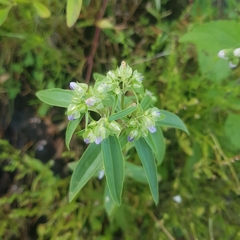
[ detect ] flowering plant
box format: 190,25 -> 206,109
36,62 -> 188,209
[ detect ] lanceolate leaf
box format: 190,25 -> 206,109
145,126 -> 165,165
33,2 -> 51,18
108,106 -> 137,121
134,137 -> 159,204
66,117 -> 82,149
157,110 -> 189,134
0,6 -> 11,26
66,0 -> 82,28
140,94 -> 152,110
69,143 -> 102,202
36,89 -> 73,108
102,136 -> 124,206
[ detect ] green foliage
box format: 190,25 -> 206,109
2,0 -> 240,239
67,0 -> 83,27
37,63 -> 188,206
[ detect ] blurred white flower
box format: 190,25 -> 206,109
233,48 -> 240,57
173,195 -> 182,204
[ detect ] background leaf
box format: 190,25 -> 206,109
66,0 -> 82,27
69,143 -> 102,202
33,2 -> 51,18
36,89 -> 73,108
224,114 -> 240,150
102,136 -> 124,206
104,184 -> 117,218
134,138 -> 159,204
157,110 -> 189,134
179,20 -> 240,53
0,6 -> 11,26
125,162 -> 148,184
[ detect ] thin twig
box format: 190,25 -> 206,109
85,0 -> 109,84
148,210 -> 175,240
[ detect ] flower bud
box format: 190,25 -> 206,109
127,129 -> 138,142
233,48 -> 240,57
69,82 -> 88,95
109,121 -> 121,134
144,117 -> 156,133
83,129 -> 95,144
218,50 -> 228,59
229,58 -> 239,68
85,97 -> 100,107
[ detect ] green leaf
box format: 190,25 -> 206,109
66,0 -> 82,27
33,2 -> 51,18
104,184 -> 117,217
140,94 -> 152,110
224,114 -> 240,150
125,162 -> 148,184
93,73 -> 106,81
145,126 -> 165,165
108,106 -> 137,121
36,89 -> 73,108
179,20 -> 240,53
69,143 -> 102,202
157,110 -> 189,134
0,6 -> 11,26
102,136 -> 124,206
0,0 -> 11,5
134,138 -> 159,204
66,117 -> 82,150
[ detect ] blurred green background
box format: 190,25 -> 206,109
1,0 -> 240,239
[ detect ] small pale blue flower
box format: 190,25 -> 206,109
147,125 -> 156,133
95,136 -> 103,145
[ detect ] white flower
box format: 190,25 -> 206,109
85,97 -> 100,107
229,61 -> 237,68
173,195 -> 182,204
218,50 -> 228,60
98,170 -> 105,180
233,48 -> 240,57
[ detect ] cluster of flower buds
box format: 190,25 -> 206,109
82,118 -> 121,145
67,62 -> 162,144
127,107 -> 161,142
218,48 -> 240,68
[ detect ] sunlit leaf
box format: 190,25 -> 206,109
67,0 -> 82,27
96,18 -> 114,29
0,6 -> 11,26
69,143 -> 102,202
134,137 -> 159,204
33,2 -> 51,18
102,136 -> 124,206
93,73 -> 105,81
157,110 -> 189,134
36,89 -> 73,108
